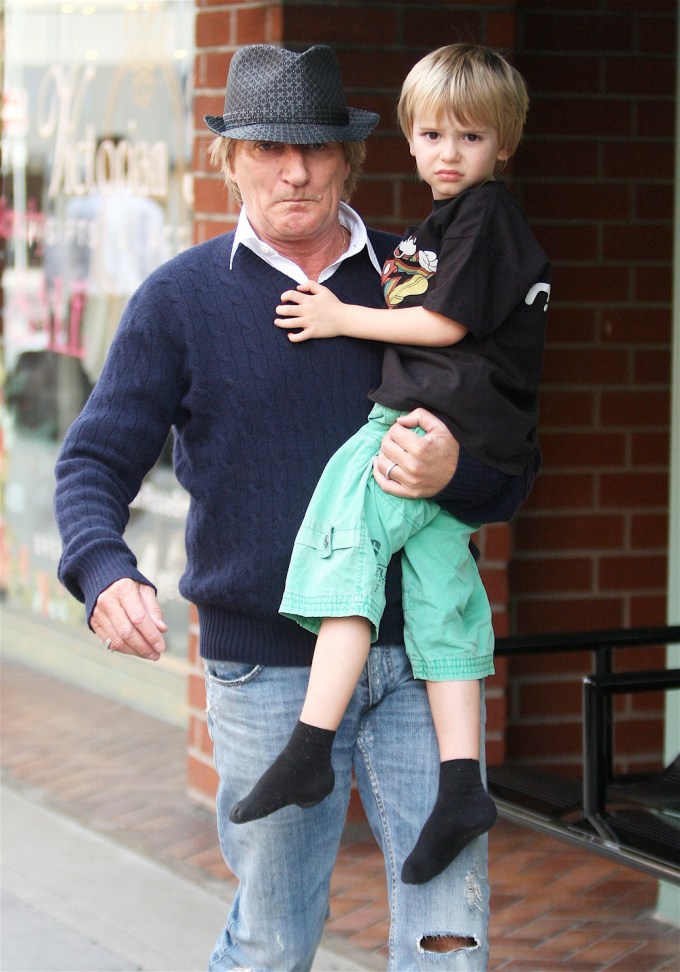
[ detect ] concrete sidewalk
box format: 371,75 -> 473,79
0,784 -> 384,972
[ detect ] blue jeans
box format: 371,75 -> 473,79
204,644 -> 490,971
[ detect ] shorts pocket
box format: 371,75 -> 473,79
296,523 -> 362,560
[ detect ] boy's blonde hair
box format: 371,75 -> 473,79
397,44 -> 529,158
208,137 -> 367,205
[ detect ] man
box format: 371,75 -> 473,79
55,44 -> 520,970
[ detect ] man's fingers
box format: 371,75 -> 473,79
92,579 -> 166,661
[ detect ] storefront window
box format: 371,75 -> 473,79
2,0 -> 195,702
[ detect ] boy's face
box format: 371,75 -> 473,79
407,112 -> 508,200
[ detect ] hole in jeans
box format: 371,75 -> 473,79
419,934 -> 478,954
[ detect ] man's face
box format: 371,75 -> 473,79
228,140 -> 350,249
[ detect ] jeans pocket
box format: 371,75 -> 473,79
205,661 -> 263,686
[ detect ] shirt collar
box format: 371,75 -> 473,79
229,201 -> 383,282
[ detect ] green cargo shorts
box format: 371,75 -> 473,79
279,404 -> 494,681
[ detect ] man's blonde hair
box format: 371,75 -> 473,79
397,44 -> 529,158
208,137 -> 367,205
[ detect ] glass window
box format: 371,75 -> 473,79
2,0 -> 195,716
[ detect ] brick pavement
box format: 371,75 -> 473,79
1,659 -> 678,970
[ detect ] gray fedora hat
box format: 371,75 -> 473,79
204,44 -> 379,143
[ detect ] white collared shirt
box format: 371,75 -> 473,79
229,201 -> 383,283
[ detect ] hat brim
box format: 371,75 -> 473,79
204,107 -> 379,143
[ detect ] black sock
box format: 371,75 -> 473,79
401,758 -> 497,885
229,720 -> 336,824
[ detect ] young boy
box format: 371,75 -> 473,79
230,43 -> 551,886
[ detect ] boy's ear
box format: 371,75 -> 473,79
497,146 -> 510,163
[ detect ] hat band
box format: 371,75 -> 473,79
220,106 -> 350,128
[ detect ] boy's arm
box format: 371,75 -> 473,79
275,280 -> 467,347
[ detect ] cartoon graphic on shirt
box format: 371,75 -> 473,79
382,236 -> 438,307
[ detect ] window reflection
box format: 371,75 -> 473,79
2,0 -> 194,655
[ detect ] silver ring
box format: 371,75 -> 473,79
386,460 -> 398,481
103,638 -> 112,651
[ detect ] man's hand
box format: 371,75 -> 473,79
373,408 -> 459,498
274,280 -> 345,342
91,578 -> 168,662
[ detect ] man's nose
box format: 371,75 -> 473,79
281,146 -> 310,182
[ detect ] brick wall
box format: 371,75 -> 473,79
508,0 -> 676,774
187,0 -> 676,806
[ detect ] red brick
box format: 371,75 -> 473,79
188,672 -> 207,710
487,11 -> 517,48
639,13 -> 678,53
352,180 -> 395,220
600,390 -> 670,428
634,264 -> 673,302
517,680 -> 582,719
235,5 -> 275,44
613,645 -> 667,671
545,307 -> 598,343
196,9 -> 232,47
599,554 -> 667,591
605,55 -> 676,97
510,557 -> 594,595
539,391 -> 596,428
194,175 -> 230,215
187,754 -> 219,802
635,183 -> 675,219
194,93 -> 226,125
195,50 -> 232,89
555,265 -> 631,303
506,721 -> 583,760
480,566 -> 509,605
603,141 -> 675,179
523,181 -> 631,220
480,523 -> 512,561
604,223 -> 673,262
542,347 -> 629,385
507,648 -> 593,678
533,223 -> 598,261
599,471 -> 668,508
634,350 -> 671,385
283,5 -> 398,45
193,218 -> 236,244
613,719 -> 664,753
531,97 -> 633,138
527,472 -> 596,509
629,596 -> 668,626
630,513 -> 669,548
514,597 -> 625,635
517,53 -> 600,93
516,139 -> 599,179
523,11 -> 633,51
538,431 -> 627,470
514,514 -> 626,553
601,307 -> 671,344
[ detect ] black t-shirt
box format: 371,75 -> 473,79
370,181 -> 551,475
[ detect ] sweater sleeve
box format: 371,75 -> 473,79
54,272 -> 189,624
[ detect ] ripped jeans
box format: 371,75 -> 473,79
205,643 -> 490,972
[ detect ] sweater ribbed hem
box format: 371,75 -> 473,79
197,601 -> 405,665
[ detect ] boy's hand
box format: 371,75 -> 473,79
275,280 -> 345,342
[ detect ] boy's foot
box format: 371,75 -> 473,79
401,759 -> 497,884
230,721 -> 336,823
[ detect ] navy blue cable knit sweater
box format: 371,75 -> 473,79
55,228 -> 534,666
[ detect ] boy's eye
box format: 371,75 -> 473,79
424,131 -> 440,141
464,133 -> 481,142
